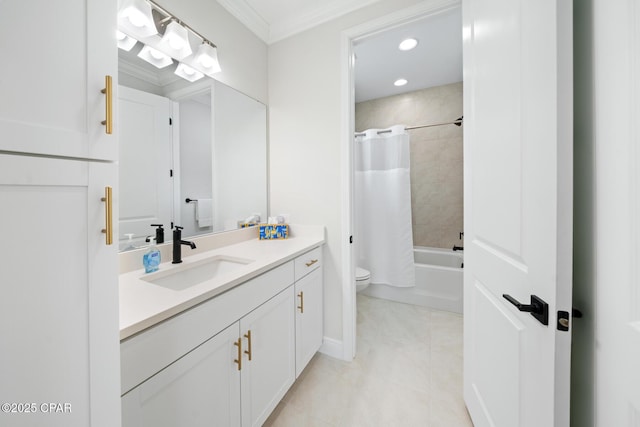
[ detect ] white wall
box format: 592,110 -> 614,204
269,0 -> 435,346
160,0 -> 268,104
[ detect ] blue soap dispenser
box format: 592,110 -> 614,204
143,237 -> 161,273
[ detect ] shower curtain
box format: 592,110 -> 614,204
355,125 -> 415,288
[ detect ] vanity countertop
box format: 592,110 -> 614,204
119,226 -> 325,340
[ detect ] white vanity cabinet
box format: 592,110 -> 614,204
120,261 -> 299,427
294,247 -> 324,377
0,0 -> 117,161
121,323 -> 242,427
0,154 -> 120,427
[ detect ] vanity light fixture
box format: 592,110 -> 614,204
118,0 -> 158,38
158,20 -> 192,60
193,42 -> 221,75
399,38 -> 418,51
117,30 -> 138,51
137,45 -> 173,68
175,63 -> 204,82
118,0 -> 223,78
394,78 -> 408,87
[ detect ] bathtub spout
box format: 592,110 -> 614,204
453,245 -> 464,251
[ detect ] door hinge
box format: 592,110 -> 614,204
169,117 -> 173,125
169,169 -> 173,177
349,235 -> 353,244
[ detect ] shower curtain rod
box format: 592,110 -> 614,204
354,116 -> 463,137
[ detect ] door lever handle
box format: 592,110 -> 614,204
502,294 -> 549,325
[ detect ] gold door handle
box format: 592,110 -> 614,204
305,259 -> 318,267
101,75 -> 113,134
101,186 -> 113,245
298,291 -> 304,313
244,330 -> 252,361
234,338 -> 242,371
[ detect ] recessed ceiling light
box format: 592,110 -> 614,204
399,38 -> 418,51
394,78 -> 408,87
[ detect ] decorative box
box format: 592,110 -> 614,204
259,224 -> 289,240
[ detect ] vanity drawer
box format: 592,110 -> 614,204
294,246 -> 322,281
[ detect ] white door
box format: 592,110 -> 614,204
0,154 -> 120,427
0,0 -> 117,161
462,1 -> 573,426
118,86 -> 173,243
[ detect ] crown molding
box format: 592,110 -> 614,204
269,0 -> 382,44
217,0 -> 270,42
217,0 -> 382,44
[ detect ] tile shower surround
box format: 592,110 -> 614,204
355,82 -> 464,250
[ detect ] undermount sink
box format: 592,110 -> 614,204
141,255 -> 255,291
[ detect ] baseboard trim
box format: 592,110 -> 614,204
319,336 -> 345,360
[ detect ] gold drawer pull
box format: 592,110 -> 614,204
101,186 -> 113,245
234,338 -> 242,371
305,259 -> 318,267
298,291 -> 304,313
101,75 -> 113,134
244,330 -> 252,361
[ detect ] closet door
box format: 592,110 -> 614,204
0,154 -> 120,427
0,0 -> 117,160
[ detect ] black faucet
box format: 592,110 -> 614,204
453,245 -> 464,251
172,225 -> 196,264
152,224 -> 165,244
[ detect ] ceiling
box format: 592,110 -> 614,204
216,0 -> 462,103
353,7 -> 462,102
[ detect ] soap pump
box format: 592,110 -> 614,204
143,237 -> 161,273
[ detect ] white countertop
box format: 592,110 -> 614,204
119,226 -> 325,340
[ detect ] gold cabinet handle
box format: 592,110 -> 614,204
101,75 -> 113,134
298,291 -> 304,313
244,330 -> 252,361
305,259 -> 318,267
234,338 -> 242,371
100,186 -> 113,245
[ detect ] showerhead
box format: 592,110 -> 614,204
454,116 -> 463,127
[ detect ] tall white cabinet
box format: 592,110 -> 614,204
0,1 -> 120,426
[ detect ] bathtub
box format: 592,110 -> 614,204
361,246 -> 463,313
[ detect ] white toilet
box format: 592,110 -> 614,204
356,267 -> 371,292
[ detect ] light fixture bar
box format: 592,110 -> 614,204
146,0 -> 217,49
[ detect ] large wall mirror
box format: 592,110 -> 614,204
118,44 -> 268,251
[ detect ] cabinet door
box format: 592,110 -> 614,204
295,268 -> 324,377
0,154 -> 120,427
122,323 -> 241,427
0,0 -> 117,160
240,287 -> 296,427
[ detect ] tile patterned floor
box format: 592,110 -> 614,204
264,295 -> 473,426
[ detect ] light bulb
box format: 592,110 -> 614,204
199,55 -> 213,68
167,34 -> 184,50
126,9 -> 147,28
149,48 -> 165,60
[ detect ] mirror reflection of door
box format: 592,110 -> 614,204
118,86 -> 173,245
